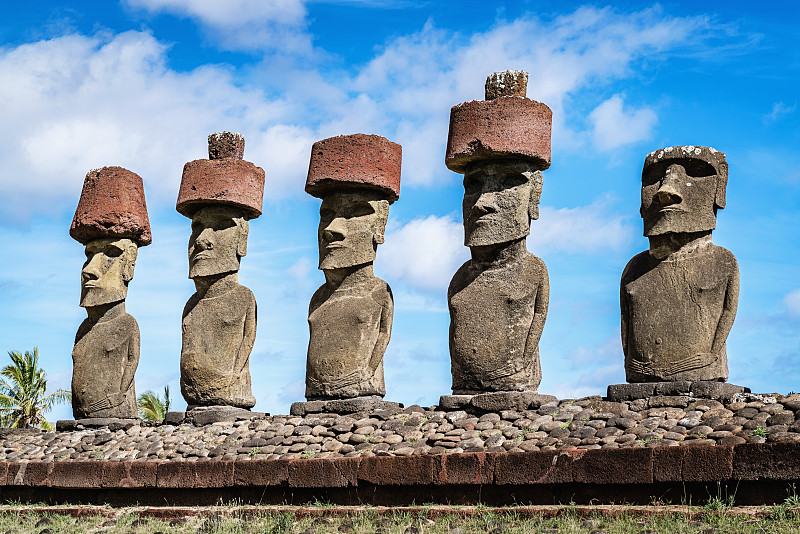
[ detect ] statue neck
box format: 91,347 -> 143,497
86,300 -> 125,323
648,231 -> 713,260
469,238 -> 527,269
323,263 -> 374,290
193,272 -> 239,298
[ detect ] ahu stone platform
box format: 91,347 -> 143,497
1,391 -> 800,506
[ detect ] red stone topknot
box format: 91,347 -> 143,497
306,134 -> 402,203
70,166 -> 152,247
176,132 -> 265,219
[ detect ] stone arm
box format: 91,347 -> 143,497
88,319 -> 140,413
235,294 -> 257,377
368,284 -> 393,374
620,274 -> 630,359
524,260 -> 549,361
710,258 -> 739,358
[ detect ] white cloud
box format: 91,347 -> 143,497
589,94 -> 657,151
376,215 -> 468,294
764,101 -> 796,123
528,196 -> 636,255
784,289 -> 800,318
126,0 -> 311,53
0,31 -> 301,222
0,6 -> 720,223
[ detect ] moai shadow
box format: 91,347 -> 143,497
440,70 -> 556,413
608,146 -> 747,403
291,134 -> 404,416
67,166 -> 151,427
175,132 -> 267,423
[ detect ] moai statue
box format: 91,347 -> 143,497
176,132 -> 265,412
69,166 -> 151,420
290,134 -> 403,416
617,146 -> 740,390
440,70 -> 555,412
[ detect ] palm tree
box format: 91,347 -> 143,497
137,385 -> 170,422
0,347 -> 71,430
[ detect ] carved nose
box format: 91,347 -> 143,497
196,229 -> 214,250
322,219 -> 346,242
653,187 -> 682,206
473,194 -> 497,215
654,165 -> 685,206
81,256 -> 102,281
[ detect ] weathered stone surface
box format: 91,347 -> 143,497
438,395 -> 473,410
470,391 -> 556,412
178,134 -> 262,409
607,382 -> 748,402
164,411 -> 186,425
208,131 -> 244,160
70,166 -> 152,247
446,77 -> 550,398
621,146 -> 738,383
290,397 -> 403,415
445,70 -> 551,174
72,168 -> 147,420
184,406 -> 264,426
177,132 -> 265,219
306,134 -> 402,202
484,69 -> 529,100
55,418 -> 138,431
304,136 -> 401,402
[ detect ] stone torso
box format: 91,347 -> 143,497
306,276 -> 392,399
72,313 -> 138,419
181,284 -> 256,408
621,245 -> 738,382
448,252 -> 547,393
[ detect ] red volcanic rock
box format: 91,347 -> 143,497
176,132 -> 265,219
306,134 -> 402,202
70,166 -> 152,247
445,96 -> 552,173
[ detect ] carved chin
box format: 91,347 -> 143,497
464,223 -> 529,247
319,248 -> 376,270
189,259 -> 240,279
80,287 -> 126,308
644,212 -> 717,237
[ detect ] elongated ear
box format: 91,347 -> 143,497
121,242 -> 138,283
372,199 -> 389,246
528,170 -> 543,221
236,219 -> 249,257
715,161 -> 728,210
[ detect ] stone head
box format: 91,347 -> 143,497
462,159 -> 543,247
188,205 -> 249,279
80,238 -> 138,308
641,146 -> 728,237
318,190 -> 390,270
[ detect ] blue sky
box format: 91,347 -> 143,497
0,1 -> 798,420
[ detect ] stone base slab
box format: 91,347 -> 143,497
290,396 -> 404,416
182,406 -> 268,426
606,381 -> 749,403
440,391 -> 557,412
56,419 -> 139,431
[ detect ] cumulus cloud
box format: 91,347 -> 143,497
126,0 -> 311,53
589,94 -> 657,151
376,215 -> 468,294
528,196 -> 636,255
0,5 -> 722,223
784,289 -> 800,318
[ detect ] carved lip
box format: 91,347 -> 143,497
657,206 -> 687,213
324,242 -> 346,249
191,251 -> 213,260
82,281 -> 100,288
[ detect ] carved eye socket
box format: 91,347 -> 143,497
682,160 -> 716,178
463,176 -> 481,195
105,246 -> 123,258
319,208 -> 334,221
214,219 -> 235,231
501,171 -> 527,189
